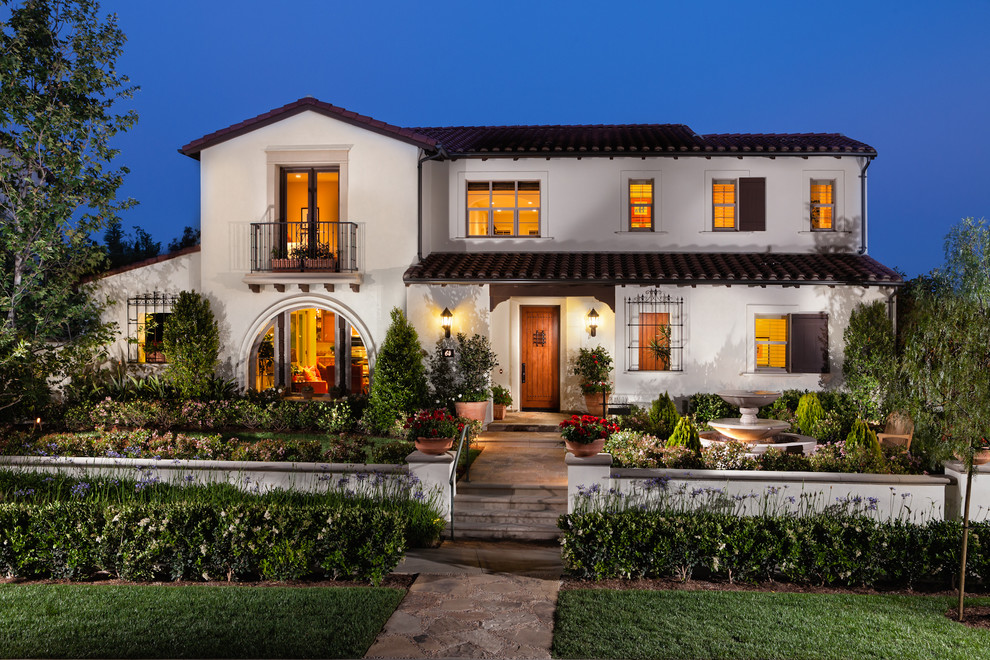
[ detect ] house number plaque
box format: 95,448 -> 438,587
532,330 -> 546,347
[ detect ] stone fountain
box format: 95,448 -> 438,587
701,390 -> 816,456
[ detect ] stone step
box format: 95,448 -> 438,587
486,423 -> 560,433
453,493 -> 567,512
456,483 -> 568,499
444,520 -> 562,542
453,508 -> 562,526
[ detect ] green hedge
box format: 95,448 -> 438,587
559,510 -> 989,588
0,501 -> 404,585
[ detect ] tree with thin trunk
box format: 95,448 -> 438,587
0,0 -> 136,421
901,217 -> 990,621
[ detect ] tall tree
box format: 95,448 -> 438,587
901,217 -> 990,621
0,0 -> 137,420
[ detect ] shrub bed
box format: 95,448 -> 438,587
0,429 -> 411,465
0,500 -> 404,584
0,469 -> 445,565
558,510 -> 989,588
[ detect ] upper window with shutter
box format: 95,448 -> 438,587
754,312 -> 828,373
712,177 -> 765,231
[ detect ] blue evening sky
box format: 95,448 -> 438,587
92,0 -> 990,277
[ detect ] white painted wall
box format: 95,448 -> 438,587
96,251 -> 201,365
426,155 -> 866,254
192,111 -> 421,382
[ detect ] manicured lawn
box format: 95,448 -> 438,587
0,584 -> 403,659
553,589 -> 990,660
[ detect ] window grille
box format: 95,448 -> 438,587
127,292 -> 178,363
626,290 -> 683,372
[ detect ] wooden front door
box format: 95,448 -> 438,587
520,306 -> 559,410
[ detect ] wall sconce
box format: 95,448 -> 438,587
440,307 -> 453,338
587,308 -> 599,337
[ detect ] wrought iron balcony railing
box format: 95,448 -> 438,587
250,221 -> 358,273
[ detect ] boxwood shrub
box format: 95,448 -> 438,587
0,501 -> 405,584
559,510 -> 988,589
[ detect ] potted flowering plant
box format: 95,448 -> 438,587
559,414 -> 619,457
572,346 -> 613,414
492,384 -> 511,421
405,408 -> 466,454
453,333 -> 499,422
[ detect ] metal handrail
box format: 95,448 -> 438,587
250,220 -> 359,273
448,424 -> 470,540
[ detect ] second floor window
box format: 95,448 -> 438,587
811,179 -> 834,230
467,181 -> 540,237
629,179 -> 654,230
712,177 -> 766,231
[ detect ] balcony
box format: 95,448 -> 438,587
246,220 -> 361,293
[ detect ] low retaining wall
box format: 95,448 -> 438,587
0,450 -> 458,520
565,453 -> 981,523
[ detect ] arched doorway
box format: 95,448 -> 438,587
248,306 -> 369,396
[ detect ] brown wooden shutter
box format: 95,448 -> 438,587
790,313 -> 828,373
738,177 -> 765,231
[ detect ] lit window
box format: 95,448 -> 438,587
629,179 -> 653,231
467,181 -> 540,237
811,180 -> 834,230
713,180 -> 736,230
755,313 -> 829,373
127,292 -> 178,364
755,315 -> 788,370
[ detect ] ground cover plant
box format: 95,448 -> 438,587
0,583 -> 403,659
552,589 -> 990,660
0,467 -> 445,581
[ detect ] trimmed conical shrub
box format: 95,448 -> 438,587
666,416 -> 701,454
648,391 -> 680,440
845,418 -> 882,460
795,392 -> 825,437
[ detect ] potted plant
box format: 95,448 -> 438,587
271,246 -> 301,271
559,414 -> 619,457
572,346 -> 613,414
303,242 -> 337,271
453,333 -> 499,422
492,385 -> 511,421
405,408 -> 466,455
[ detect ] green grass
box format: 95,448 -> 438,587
553,589 -> 990,659
0,584 -> 403,659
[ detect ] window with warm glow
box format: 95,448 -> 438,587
127,292 -> 178,364
467,181 -> 540,237
629,179 -> 653,230
811,180 -> 834,230
713,180 -> 736,230
755,315 -> 788,370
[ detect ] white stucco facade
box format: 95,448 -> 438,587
97,98 -> 899,409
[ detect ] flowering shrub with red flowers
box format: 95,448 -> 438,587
559,414 -> 620,444
404,409 -> 466,442
572,346 -> 613,394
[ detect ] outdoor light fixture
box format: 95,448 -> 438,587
440,307 -> 453,338
587,308 -> 599,337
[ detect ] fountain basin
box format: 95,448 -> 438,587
707,417 -> 791,443
700,431 -> 817,456
716,390 -> 782,409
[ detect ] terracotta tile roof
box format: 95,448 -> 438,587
403,252 -> 901,286
701,133 -> 874,154
179,97 -> 876,159
179,98 -> 438,159
409,124 -> 708,155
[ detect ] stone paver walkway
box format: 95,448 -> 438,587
365,414 -> 568,659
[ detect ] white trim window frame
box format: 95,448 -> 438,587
712,178 -> 737,231
810,178 -> 836,231
466,180 -> 541,237
628,178 -> 654,232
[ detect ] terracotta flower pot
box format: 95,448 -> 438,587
455,400 -> 488,422
583,392 -> 609,416
492,404 -> 506,421
415,437 -> 454,455
975,449 -> 990,466
564,438 -> 606,457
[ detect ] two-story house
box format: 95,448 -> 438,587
97,97 -> 900,412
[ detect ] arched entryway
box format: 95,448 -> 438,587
244,300 -> 372,396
